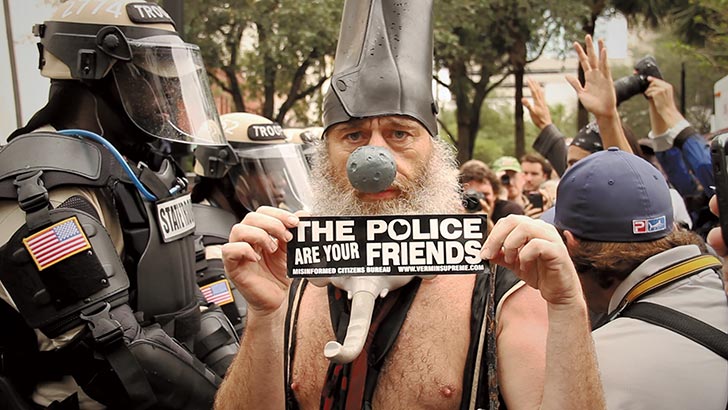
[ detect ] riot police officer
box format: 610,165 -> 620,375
191,112 -> 313,336
283,126 -> 322,166
0,1 -> 234,408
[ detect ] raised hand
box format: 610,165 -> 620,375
645,77 -> 684,128
522,78 -> 553,130
566,35 -> 617,119
481,215 -> 583,307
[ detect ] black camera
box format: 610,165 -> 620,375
500,173 -> 510,186
462,189 -> 485,213
614,55 -> 663,105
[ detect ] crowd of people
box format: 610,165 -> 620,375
0,0 -> 726,410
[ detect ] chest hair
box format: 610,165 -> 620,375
291,275 -> 476,410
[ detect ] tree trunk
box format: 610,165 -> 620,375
257,24 -> 276,119
451,62 -> 473,164
577,65 -> 589,129
274,50 -> 324,124
224,67 -> 246,112
450,60 -> 493,164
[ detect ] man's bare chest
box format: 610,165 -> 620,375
291,276 -> 476,409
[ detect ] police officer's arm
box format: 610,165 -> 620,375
215,207 -> 299,410
482,215 -> 606,410
566,35 -> 631,154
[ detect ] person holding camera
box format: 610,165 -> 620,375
459,160 -> 524,230
492,156 -> 529,207
520,153 -> 554,219
643,76 -> 715,236
525,36 -> 634,177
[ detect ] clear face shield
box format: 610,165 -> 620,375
112,35 -> 225,146
228,144 -> 313,212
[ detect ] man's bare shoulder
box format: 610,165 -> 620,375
497,284 -> 548,335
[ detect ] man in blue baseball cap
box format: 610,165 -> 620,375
485,147 -> 728,410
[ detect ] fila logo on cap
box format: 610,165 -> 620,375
632,216 -> 667,234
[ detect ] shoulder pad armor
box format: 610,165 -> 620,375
192,204 -> 237,246
0,132 -> 125,200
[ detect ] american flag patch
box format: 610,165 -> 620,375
23,217 -> 91,271
200,279 -> 234,306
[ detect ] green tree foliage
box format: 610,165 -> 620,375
184,0 -> 341,124
669,0 -> 728,69
612,31 -> 725,137
434,0 -> 587,163
440,100 -> 575,165
506,1 -> 584,159
433,0 -> 512,164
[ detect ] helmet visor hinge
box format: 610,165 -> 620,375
96,26 -> 132,62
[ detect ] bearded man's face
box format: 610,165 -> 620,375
311,115 -> 463,216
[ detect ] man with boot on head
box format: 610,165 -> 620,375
216,1 -> 603,409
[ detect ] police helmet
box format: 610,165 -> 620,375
35,0 -> 225,147
283,127 -> 321,165
199,112 -> 313,212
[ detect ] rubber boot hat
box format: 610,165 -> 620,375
314,0 -> 437,364
322,0 -> 438,137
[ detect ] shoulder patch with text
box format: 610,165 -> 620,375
156,193 -> 195,243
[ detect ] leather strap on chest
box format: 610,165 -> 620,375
284,279 -> 308,410
319,278 -> 422,410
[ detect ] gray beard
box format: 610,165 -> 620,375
310,138 -> 463,216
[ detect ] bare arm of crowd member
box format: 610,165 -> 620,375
567,35 -> 631,155
497,285 -> 549,408
483,215 -> 606,410
215,207 -> 300,410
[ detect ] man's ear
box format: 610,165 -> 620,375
564,230 -> 579,249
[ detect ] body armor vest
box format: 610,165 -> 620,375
0,132 -> 220,409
